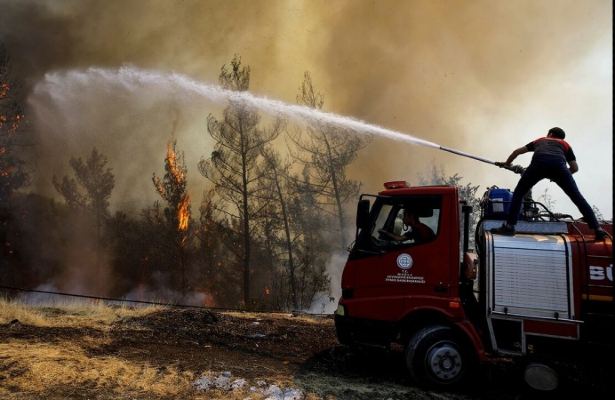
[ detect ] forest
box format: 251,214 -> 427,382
1,46 -> 486,311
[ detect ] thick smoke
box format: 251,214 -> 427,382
1,0 -> 611,213
314,0 -> 612,200
0,0 -> 611,304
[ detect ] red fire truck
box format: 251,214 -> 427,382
334,181 -> 613,391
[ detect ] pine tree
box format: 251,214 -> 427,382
198,56 -> 282,307
290,72 -> 367,249
153,140 -> 191,296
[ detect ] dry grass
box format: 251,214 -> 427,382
0,296 -> 163,328
222,310 -> 332,325
0,297 -> 48,326
0,300 -> 295,399
0,339 -> 301,399
0,340 -> 196,398
0,299 -> 330,399
0,299 -> 201,398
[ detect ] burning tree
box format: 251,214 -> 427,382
198,56 -> 283,308
153,140 -> 191,296
0,42 -> 27,205
1,42 -> 28,279
290,71 -> 367,249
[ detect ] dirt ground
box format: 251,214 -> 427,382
0,303 -> 611,399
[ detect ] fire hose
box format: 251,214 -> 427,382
439,146 -> 526,175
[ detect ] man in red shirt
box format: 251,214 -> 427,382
493,127 -> 608,240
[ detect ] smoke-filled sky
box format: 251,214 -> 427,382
1,0 -> 612,218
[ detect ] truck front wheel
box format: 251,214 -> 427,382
334,318 -> 354,346
406,325 -> 469,387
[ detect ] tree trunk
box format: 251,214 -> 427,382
242,199 -> 250,307
241,130 -> 251,308
321,131 -> 347,249
179,240 -> 187,298
272,168 -> 298,310
95,205 -> 102,292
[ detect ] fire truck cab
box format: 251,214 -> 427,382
335,181 -> 613,391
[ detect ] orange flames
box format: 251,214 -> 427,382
1,81 -> 24,181
1,82 -> 23,135
0,168 -> 11,177
154,141 -> 191,233
166,142 -> 185,182
167,142 -> 190,232
0,82 -> 9,98
201,292 -> 216,307
178,194 -> 190,231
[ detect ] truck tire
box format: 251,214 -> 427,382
335,321 -> 354,346
406,325 -> 469,387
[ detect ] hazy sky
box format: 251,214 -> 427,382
1,0 -> 612,218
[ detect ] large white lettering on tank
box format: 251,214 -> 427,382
589,264 -> 613,282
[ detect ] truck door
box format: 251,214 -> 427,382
349,195 -> 451,320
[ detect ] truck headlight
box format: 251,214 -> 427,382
335,304 -> 345,316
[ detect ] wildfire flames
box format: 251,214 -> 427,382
1,80 -> 24,181
165,142 -> 190,232
153,141 -> 191,232
178,194 -> 190,231
167,142 -> 190,232
1,83 -> 23,134
166,142 -> 185,182
0,82 -> 9,97
201,292 -> 216,307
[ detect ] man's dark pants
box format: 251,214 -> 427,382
506,159 -> 600,230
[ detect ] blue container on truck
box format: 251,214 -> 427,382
483,187 -> 513,219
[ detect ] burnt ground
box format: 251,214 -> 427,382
1,308 -> 612,399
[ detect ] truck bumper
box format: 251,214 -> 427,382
334,314 -> 397,346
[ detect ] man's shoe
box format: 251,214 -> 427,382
491,223 -> 515,236
594,229 -> 609,241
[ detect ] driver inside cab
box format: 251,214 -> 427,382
378,208 -> 435,244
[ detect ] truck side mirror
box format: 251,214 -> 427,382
356,199 -> 371,230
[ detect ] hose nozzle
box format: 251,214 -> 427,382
495,162 -> 526,175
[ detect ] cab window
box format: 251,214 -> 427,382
369,196 -> 441,247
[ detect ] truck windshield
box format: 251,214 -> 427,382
360,195 -> 441,249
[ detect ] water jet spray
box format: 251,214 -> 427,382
34,66 -> 525,174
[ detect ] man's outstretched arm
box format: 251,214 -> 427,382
504,146 -> 530,165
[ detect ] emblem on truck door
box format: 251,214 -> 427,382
397,253 -> 413,270
387,254 -> 424,284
